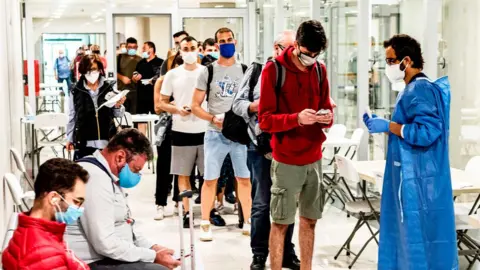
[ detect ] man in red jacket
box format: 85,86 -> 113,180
2,158 -> 90,270
258,20 -> 333,270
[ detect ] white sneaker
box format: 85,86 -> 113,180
173,204 -> 179,216
154,206 -> 165,220
243,219 -> 251,236
199,220 -> 213,242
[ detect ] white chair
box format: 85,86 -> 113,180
4,173 -> 35,213
10,148 -> 34,191
344,128 -> 365,160
32,113 -> 69,169
115,111 -> 134,130
1,212 -> 19,253
333,155 -> 380,269
327,124 -> 347,138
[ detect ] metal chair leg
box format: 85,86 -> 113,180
334,218 -> 364,259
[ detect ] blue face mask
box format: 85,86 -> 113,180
219,43 -> 236,59
127,49 -> 137,56
118,164 -> 141,188
198,53 -> 204,59
142,52 -> 149,59
54,195 -> 84,225
208,51 -> 219,60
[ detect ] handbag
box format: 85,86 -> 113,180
154,112 -> 172,147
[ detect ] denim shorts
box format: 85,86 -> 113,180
204,130 -> 250,180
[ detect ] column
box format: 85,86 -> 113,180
422,0 -> 441,78
356,0 -> 372,161
310,0 -> 322,21
274,0 -> 285,36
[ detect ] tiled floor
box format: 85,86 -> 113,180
127,169 -> 378,270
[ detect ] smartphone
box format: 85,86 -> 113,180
183,106 -> 192,112
316,109 -> 330,115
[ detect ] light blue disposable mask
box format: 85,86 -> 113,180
142,52 -> 149,59
54,195 -> 84,225
121,48 -> 127,54
118,164 -> 141,188
208,51 -> 219,60
127,49 -> 137,56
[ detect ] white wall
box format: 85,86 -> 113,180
399,0 -> 425,41
148,16 -> 171,59
33,17 -> 107,44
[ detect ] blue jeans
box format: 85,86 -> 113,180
247,144 -> 296,258
58,77 -> 72,91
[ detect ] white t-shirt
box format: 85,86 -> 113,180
161,64 -> 208,133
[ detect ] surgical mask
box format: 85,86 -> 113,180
182,51 -> 198,64
142,51 -> 149,59
385,58 -> 408,84
59,53 -> 64,58
118,164 -> 141,188
121,48 -> 127,54
298,51 -> 318,67
219,43 -> 236,59
127,49 -> 137,56
208,51 -> 219,60
85,71 -> 100,84
54,195 -> 84,225
198,53 -> 204,60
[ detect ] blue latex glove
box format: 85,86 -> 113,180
366,117 -> 390,133
362,112 -> 378,126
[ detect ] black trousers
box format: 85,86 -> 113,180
74,146 -> 99,161
155,131 -> 179,206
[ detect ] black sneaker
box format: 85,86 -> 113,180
209,209 -> 226,227
225,193 -> 236,204
282,254 -> 300,270
250,255 -> 267,270
183,212 -> 191,229
194,195 -> 201,204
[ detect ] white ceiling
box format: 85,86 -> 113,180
25,0 -> 247,18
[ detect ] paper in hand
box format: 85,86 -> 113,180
99,90 -> 129,109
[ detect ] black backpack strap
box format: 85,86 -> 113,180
248,62 -> 263,102
315,61 -> 323,90
206,63 -> 214,102
77,157 -> 117,192
241,64 -> 248,74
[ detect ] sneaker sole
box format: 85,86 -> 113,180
200,237 -> 213,242
242,231 -> 250,236
154,217 -> 164,221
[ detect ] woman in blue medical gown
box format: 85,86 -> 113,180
363,34 -> 458,270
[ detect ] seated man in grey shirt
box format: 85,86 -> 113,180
65,129 -> 181,270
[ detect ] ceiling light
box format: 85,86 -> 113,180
101,8 -> 106,11
91,14 -> 98,19
94,18 -> 104,22
214,5 -> 224,8
144,4 -> 151,8
58,4 -> 67,8
263,4 -> 274,8
43,22 -> 50,28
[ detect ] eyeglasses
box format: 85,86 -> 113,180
385,58 -> 399,65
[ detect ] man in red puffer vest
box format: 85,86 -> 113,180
2,158 -> 90,270
258,20 -> 333,270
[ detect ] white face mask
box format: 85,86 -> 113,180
85,71 -> 100,84
385,58 -> 408,84
298,51 -> 318,67
182,51 -> 198,64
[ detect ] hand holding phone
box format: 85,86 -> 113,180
316,109 -> 331,115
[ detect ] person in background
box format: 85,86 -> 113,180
118,43 -> 127,55
2,158 -> 90,270
159,31 -> 190,77
67,55 -> 125,160
72,47 -> 85,83
201,38 -> 219,66
233,30 -> 300,270
54,49 -> 72,90
363,34 -> 457,270
65,129 -> 181,270
258,20 -> 333,270
133,41 -> 163,115
117,37 -> 142,114
159,36 -> 206,225
91,45 -> 107,70
191,27 -> 252,241
198,40 -> 204,58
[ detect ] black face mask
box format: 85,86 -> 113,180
92,50 -> 101,55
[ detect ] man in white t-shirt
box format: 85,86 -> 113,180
159,36 -> 207,228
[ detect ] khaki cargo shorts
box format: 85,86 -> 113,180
270,159 -> 325,225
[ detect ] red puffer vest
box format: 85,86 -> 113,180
2,213 -> 89,270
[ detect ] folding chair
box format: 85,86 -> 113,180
32,113 -> 69,170
4,173 -> 35,213
333,155 -> 381,269
344,128 -> 365,160
1,212 -> 19,253
10,148 -> 34,192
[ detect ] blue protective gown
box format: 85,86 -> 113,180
378,74 -> 459,270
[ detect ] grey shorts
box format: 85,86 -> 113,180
171,145 -> 204,176
270,159 -> 325,225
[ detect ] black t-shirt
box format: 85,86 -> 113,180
135,56 -> 163,94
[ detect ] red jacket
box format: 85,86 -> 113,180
2,213 -> 89,270
258,46 -> 333,165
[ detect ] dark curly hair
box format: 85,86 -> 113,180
78,54 -> 105,76
34,158 -> 89,199
296,20 -> 328,53
384,34 -> 424,69
106,128 -> 154,161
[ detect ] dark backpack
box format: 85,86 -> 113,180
205,63 -> 249,144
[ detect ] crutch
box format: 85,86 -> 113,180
178,190 -> 195,270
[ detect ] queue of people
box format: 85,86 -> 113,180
2,18 -> 458,270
